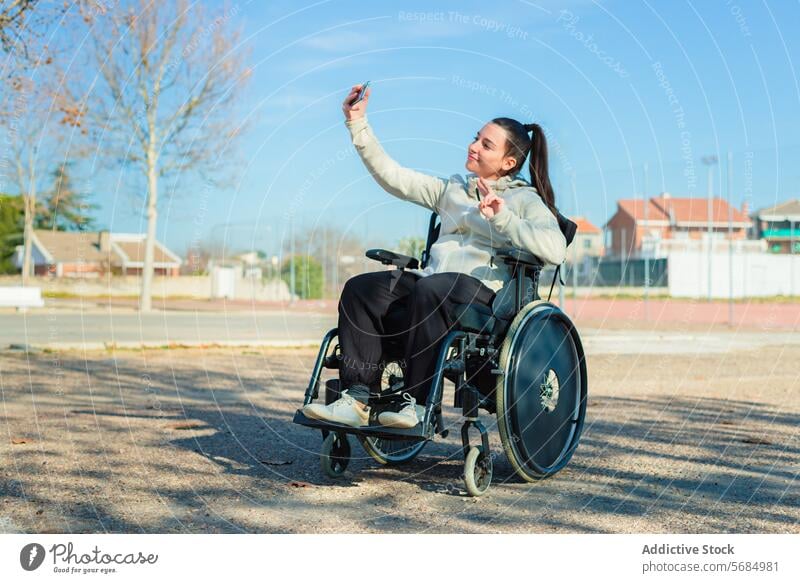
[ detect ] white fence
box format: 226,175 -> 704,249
668,250 -> 800,298
0,275 -> 292,302
0,287 -> 45,308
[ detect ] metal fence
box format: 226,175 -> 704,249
558,257 -> 669,287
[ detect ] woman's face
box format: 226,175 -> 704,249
465,123 -> 518,180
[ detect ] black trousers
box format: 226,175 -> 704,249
337,270 -> 496,406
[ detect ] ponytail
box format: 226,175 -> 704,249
524,123 -> 557,217
491,117 -> 558,217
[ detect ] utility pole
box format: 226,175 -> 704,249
643,162 -> 649,321
321,227 -> 327,300
289,215 -> 296,303
620,227 -> 626,286
702,155 -> 718,301
570,171 -> 578,310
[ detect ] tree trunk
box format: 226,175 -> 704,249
22,193 -> 35,285
140,154 -> 158,312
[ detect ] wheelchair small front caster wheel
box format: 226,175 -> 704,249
321,432 -> 351,478
463,445 -> 492,497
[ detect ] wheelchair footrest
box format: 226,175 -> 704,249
293,410 -> 433,442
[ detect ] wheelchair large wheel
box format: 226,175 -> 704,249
495,300 -> 587,481
358,360 -> 427,465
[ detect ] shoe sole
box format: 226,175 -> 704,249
303,406 -> 368,428
377,416 -> 419,429
301,406 -> 325,420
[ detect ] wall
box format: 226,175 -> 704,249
0,275 -> 292,301
668,250 -> 800,298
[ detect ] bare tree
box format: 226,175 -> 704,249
0,72 -> 62,283
65,0 -> 250,310
0,0 -> 71,283
291,225 -> 375,299
0,0 -> 57,57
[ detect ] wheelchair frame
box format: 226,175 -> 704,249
293,211 -> 585,496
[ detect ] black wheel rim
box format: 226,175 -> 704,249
362,360 -> 426,463
364,437 -> 425,462
504,306 -> 586,475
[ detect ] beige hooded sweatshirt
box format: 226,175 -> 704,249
345,116 -> 567,313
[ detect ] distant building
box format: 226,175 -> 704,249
604,193 -> 754,258
752,199 -> 800,254
567,216 -> 603,263
234,251 -> 263,279
15,230 -> 181,277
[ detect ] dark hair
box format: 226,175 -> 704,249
490,117 -> 557,217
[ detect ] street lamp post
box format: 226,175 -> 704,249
727,151 -> 734,326
791,219 -> 796,298
702,155 -> 718,301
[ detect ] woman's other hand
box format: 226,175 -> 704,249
343,83 -> 370,121
477,177 -> 505,218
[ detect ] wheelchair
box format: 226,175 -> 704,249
293,211 -> 587,496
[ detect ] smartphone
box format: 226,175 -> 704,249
349,81 -> 370,106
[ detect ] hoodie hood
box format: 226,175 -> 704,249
466,173 -> 531,195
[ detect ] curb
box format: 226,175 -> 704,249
4,339 -> 323,352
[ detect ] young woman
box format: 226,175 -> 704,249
303,83 -> 567,429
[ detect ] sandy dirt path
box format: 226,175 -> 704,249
1,344 -> 797,533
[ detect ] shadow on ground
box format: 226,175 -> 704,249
1,349 -> 798,533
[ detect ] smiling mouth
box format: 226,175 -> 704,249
468,155 -> 478,161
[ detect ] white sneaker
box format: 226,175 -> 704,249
302,390 -> 370,427
377,392 -> 426,428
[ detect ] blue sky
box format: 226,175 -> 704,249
44,1 -> 800,256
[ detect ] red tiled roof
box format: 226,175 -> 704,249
617,196 -> 749,224
570,216 -> 601,234
651,195 -> 749,223
617,199 -> 670,221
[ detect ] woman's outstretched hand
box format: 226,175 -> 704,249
343,83 -> 370,121
477,177 -> 506,218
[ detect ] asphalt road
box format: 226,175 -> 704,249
0,310 -> 335,348
2,309 -> 800,354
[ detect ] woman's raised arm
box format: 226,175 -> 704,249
343,84 -> 447,212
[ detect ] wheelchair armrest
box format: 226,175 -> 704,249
365,249 -> 420,269
493,247 -> 545,269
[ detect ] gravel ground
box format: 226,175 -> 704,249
1,344 -> 798,534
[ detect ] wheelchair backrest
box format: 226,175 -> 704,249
420,212 -> 441,269
557,212 -> 578,247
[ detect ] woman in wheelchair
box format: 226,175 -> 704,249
302,83 -> 568,430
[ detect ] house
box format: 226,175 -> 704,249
604,193 -> 753,258
15,230 -> 181,277
752,199 -> 800,254
567,216 -> 604,263
111,233 -> 182,276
